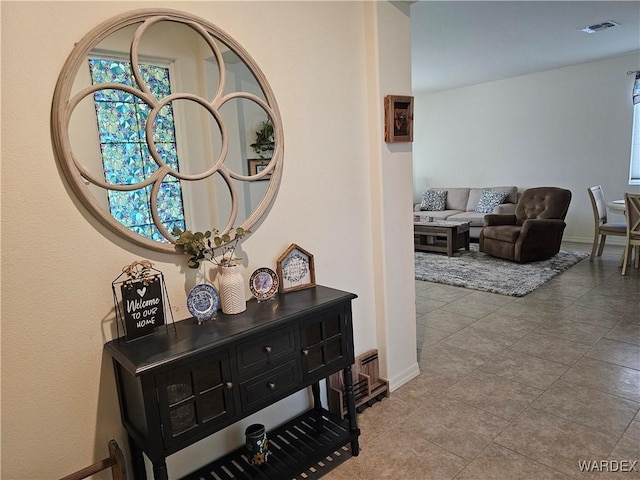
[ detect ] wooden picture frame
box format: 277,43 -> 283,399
247,158 -> 272,180
384,95 -> 414,143
276,243 -> 316,293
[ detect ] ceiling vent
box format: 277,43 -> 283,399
580,20 -> 620,34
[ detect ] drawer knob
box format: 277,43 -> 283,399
264,346 -> 272,354
268,382 -> 276,390
225,381 -> 233,389
302,349 -> 309,356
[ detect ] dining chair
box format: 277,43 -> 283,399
587,185 -> 626,261
622,192 -> 640,276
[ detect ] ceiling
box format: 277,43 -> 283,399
411,1 -> 640,94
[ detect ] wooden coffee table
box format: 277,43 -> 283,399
414,220 -> 470,256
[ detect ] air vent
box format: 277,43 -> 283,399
580,20 -> 620,34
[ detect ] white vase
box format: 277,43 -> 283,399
219,264 -> 246,314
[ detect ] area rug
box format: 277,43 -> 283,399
414,244 -> 589,297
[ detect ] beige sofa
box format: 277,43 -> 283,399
414,186 -> 519,239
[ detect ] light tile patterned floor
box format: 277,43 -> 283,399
325,243 -> 640,479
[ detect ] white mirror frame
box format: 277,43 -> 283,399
51,8 -> 283,253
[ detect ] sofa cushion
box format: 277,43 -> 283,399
447,211 -> 486,228
420,189 -> 447,211
426,210 -> 462,221
438,188 -> 470,211
475,190 -> 509,213
466,188 -> 486,211
466,186 -> 518,211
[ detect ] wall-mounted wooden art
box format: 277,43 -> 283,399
384,95 -> 414,143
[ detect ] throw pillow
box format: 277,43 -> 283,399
475,189 -> 508,213
420,189 -> 447,211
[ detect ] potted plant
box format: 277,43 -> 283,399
250,119 -> 274,159
173,227 -> 250,314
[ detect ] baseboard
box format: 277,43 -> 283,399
388,362 -> 420,392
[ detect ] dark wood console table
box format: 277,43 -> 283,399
104,285 -> 360,480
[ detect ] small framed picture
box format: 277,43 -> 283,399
384,95 -> 414,143
276,243 -> 316,293
248,158 -> 272,180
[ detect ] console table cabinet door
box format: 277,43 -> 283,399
300,308 -> 353,380
155,350 -> 235,451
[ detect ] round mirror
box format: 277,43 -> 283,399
51,9 -> 283,253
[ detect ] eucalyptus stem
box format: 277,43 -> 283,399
172,227 -> 250,269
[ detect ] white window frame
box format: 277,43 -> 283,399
631,103 -> 640,186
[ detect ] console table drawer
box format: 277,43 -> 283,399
236,327 -> 296,376
239,360 -> 299,411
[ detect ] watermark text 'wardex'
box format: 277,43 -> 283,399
578,460 -> 638,472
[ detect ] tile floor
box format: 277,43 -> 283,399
326,243 -> 640,479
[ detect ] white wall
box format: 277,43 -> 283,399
1,1 -> 416,478
413,53 -> 640,243
368,1 -> 420,388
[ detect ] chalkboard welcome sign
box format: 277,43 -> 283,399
121,275 -> 165,341
112,260 -> 174,342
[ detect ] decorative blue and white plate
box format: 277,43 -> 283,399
187,284 -> 220,321
249,267 -> 279,301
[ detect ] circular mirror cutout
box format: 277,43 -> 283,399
52,9 -> 283,253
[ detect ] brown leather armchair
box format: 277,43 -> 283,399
479,187 -> 572,263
